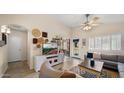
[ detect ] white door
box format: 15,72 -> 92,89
8,36 -> 22,62
8,30 -> 28,62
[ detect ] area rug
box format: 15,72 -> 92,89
69,66 -> 119,78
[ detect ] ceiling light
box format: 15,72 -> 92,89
1,25 -> 11,35
81,14 -> 100,31
1,28 -> 6,33
6,28 -> 11,34
1,25 -> 7,30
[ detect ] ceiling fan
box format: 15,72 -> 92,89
81,14 -> 100,31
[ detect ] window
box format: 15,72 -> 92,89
102,36 -> 110,50
111,34 -> 121,50
89,38 -> 94,50
95,37 -> 102,50
89,34 -> 121,51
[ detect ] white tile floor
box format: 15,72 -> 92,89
3,56 -> 119,78
53,56 -> 82,70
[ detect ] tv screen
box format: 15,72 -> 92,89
87,52 -> 93,59
43,43 -> 57,48
42,43 -> 58,55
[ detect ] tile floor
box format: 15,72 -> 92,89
3,57 -> 119,78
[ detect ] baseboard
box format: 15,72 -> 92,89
8,60 -> 27,63
0,64 -> 8,78
72,56 -> 81,60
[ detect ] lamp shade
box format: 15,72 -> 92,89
1,25 -> 7,30
6,28 -> 11,34
1,28 -> 6,33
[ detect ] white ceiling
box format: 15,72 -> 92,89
51,14 -> 124,28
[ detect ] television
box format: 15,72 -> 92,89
42,43 -> 58,55
87,52 -> 93,59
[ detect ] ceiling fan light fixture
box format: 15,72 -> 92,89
81,14 -> 100,31
88,26 -> 91,29
1,25 -> 11,34
6,28 -> 11,34
83,25 -> 92,31
1,28 -> 6,33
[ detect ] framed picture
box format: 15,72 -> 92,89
82,38 -> 86,47
2,33 -> 7,44
73,39 -> 79,48
42,32 -> 48,38
33,38 -> 38,44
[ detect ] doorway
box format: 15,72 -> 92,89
8,25 -> 28,62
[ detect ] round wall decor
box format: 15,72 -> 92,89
45,39 -> 49,43
36,44 -> 41,48
32,29 -> 41,37
38,37 -> 44,44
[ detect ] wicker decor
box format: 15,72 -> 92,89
38,37 -> 44,44
32,29 -> 41,37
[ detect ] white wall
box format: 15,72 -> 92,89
71,24 -> 124,59
27,15 -> 71,69
8,30 -> 27,62
0,14 -> 71,69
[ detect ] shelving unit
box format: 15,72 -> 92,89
34,53 -> 64,72
46,54 -> 64,66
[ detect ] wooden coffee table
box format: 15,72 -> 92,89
78,60 -> 104,77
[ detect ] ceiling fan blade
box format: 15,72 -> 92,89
91,22 -> 104,26
88,20 -> 94,24
91,23 -> 99,26
92,17 -> 100,21
89,16 -> 100,24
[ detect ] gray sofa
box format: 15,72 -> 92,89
95,54 -> 124,70
86,53 -> 124,77
100,54 -> 119,70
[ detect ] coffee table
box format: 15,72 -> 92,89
69,60 -> 104,78
78,60 -> 104,77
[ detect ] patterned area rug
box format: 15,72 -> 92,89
70,66 -> 119,78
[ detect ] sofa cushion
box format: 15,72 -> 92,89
101,60 -> 118,65
103,64 -> 118,70
101,60 -> 118,70
101,54 -> 118,62
118,55 -> 124,63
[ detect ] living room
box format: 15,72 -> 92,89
1,1 -> 124,93
0,14 -> 124,78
